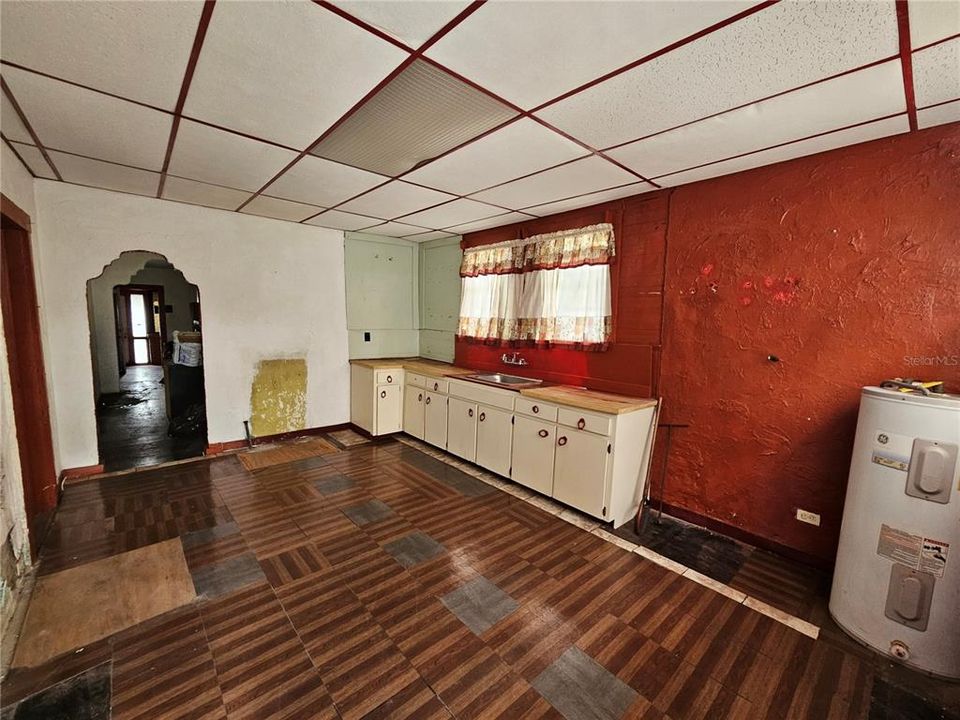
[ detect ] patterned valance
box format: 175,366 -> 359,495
459,223 -> 615,277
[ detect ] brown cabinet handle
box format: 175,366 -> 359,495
380,390 -> 386,399
434,382 -> 439,391
425,396 -> 431,405
478,412 -> 486,422
577,418 -> 586,430
557,436 -> 568,446
532,405 -> 539,414
468,408 -> 474,417
386,374 -> 393,383
418,393 -> 422,402
538,429 -> 549,438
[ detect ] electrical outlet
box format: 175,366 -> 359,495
363,331 -> 371,342
796,508 -> 821,526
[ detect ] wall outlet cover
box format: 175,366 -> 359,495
796,508 -> 821,526
364,331 -> 371,342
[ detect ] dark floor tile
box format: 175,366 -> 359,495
384,532 -> 445,568
0,662 -> 111,720
441,575 -> 518,635
869,676 -> 960,720
190,551 -> 266,598
180,520 -> 241,549
314,474 -> 356,495
398,447 -> 493,496
343,499 -> 394,527
533,646 -> 638,720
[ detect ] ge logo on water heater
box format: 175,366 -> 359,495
877,433 -> 889,444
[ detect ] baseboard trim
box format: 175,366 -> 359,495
58,464 -> 104,486
205,422 -> 353,456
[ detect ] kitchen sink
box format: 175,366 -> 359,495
463,373 -> 543,389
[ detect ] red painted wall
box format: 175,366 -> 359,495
458,123 -> 960,565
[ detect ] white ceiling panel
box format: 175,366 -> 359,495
909,1 -> 960,49
0,0 -> 203,109
162,176 -> 252,211
338,180 -> 454,219
397,198 -> 504,228
184,0 -> 406,148
332,1 -> 471,48
913,39 -> 960,109
427,1 -> 754,109
446,212 -> 536,235
359,220 -> 430,238
51,151 -> 160,197
610,61 -> 905,180
470,156 -> 636,210
168,120 -> 298,192
405,117 -> 588,195
538,0 -> 900,150
522,183 -> 654,217
403,230 -> 458,242
305,209 -> 386,231
917,99 -> 960,129
240,195 -> 323,222
2,66 -> 172,170
263,154 -> 387,207
9,142 -> 56,179
1,90 -> 32,143
657,115 -> 910,188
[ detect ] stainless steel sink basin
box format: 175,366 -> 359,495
463,373 -> 543,389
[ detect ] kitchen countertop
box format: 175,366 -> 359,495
349,357 -> 474,377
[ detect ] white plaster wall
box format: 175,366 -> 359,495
32,181 -> 349,471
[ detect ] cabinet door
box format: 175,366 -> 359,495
476,406 -> 512,477
447,397 -> 478,461
511,415 -> 556,495
376,385 -> 402,434
424,392 -> 448,448
554,430 -> 609,517
403,384 -> 424,439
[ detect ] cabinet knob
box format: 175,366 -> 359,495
577,418 -> 586,430
380,390 -> 386,399
468,408 -> 474,417
434,382 -> 439,391
479,412 -> 485,422
418,393 -> 422,402
557,436 -> 568,446
386,374 -> 392,383
532,405 -> 539,414
425,396 -> 431,405
538,429 -> 549,438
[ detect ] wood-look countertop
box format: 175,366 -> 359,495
349,357 -> 474,377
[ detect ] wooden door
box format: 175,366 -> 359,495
447,397 -> 477,462
553,429 -> 610,517
511,416 -> 556,495
403,384 -> 424,439
476,405 -> 512,477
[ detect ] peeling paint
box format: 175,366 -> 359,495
250,359 -> 307,437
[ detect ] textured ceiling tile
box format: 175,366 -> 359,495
167,120 -> 298,192
310,59 -> 517,176
427,0 -> 755,109
470,156 -> 636,210
397,197 -> 503,228
358,220 -> 430,238
1,90 -> 33,143
403,230 -> 457,242
9,141 -> 56,179
263,154 -> 387,208
405,117 -> 588,195
338,180 -> 454,219
446,211 -> 535,234
912,39 -> 960,108
305,209 -> 386,231
538,0 -> 900,150
240,195 -> 324,222
522,183 -> 653,218
657,116 -> 909,188
2,66 -> 172,170
332,1 -> 472,47
51,151 -> 160,197
909,0 -> 960,48
0,0 -> 203,109
162,176 -> 252,211
185,0 -> 406,148
917,99 -> 960,129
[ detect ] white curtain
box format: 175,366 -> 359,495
457,273 -> 522,341
517,264 -> 611,346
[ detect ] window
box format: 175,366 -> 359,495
457,223 -> 614,349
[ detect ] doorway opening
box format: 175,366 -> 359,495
87,252 -> 206,472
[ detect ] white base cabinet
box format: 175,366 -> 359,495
423,390 -> 448,449
350,364 -> 404,436
447,397 -> 478,462
510,415 -> 556,495
403,384 -> 424,439
553,428 -> 610,517
476,406 -> 513,477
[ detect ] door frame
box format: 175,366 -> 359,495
114,283 -> 166,367
1,193 -> 58,558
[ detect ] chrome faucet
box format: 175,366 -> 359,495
501,352 -> 528,366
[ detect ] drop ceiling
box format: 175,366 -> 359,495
1,1 -> 956,242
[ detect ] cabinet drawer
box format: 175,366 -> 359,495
515,397 -> 558,422
375,369 -> 402,386
557,407 -> 612,436
424,376 -> 449,394
406,372 -> 426,388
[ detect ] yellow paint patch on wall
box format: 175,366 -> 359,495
250,358 -> 307,437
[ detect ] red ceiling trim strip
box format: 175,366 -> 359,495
916,95 -> 960,111
157,0 -> 217,198
2,134 -> 38,178
0,77 -> 61,180
895,0 -> 919,132
313,1 -> 414,53
912,31 -> 960,54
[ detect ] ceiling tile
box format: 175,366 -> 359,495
305,209 -> 386,231
338,180 -> 454,219
917,99 -> 960,129
404,117 -> 588,195
9,141 -> 56,179
427,1 -> 754,109
446,212 -> 536,235
167,120 -> 298,192
162,176 -> 252,211
610,61 -> 905,180
909,1 -> 960,48
470,156 -> 636,210
262,154 -> 387,208
397,198 -> 504,228
2,66 -> 172,170
184,0 -> 406,148
538,1 -> 900,150
310,59 -> 517,176
240,195 -> 323,222
358,221 -> 430,238
331,1 -> 472,48
522,183 -> 654,218
657,116 -> 909,188
1,90 -> 32,143
0,0 -> 203,109
51,151 -> 160,197
403,230 -> 458,242
913,39 -> 960,109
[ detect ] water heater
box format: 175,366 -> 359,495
830,386 -> 960,679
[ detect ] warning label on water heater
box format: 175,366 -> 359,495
877,524 -> 950,578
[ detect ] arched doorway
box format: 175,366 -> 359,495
86,252 -> 206,472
